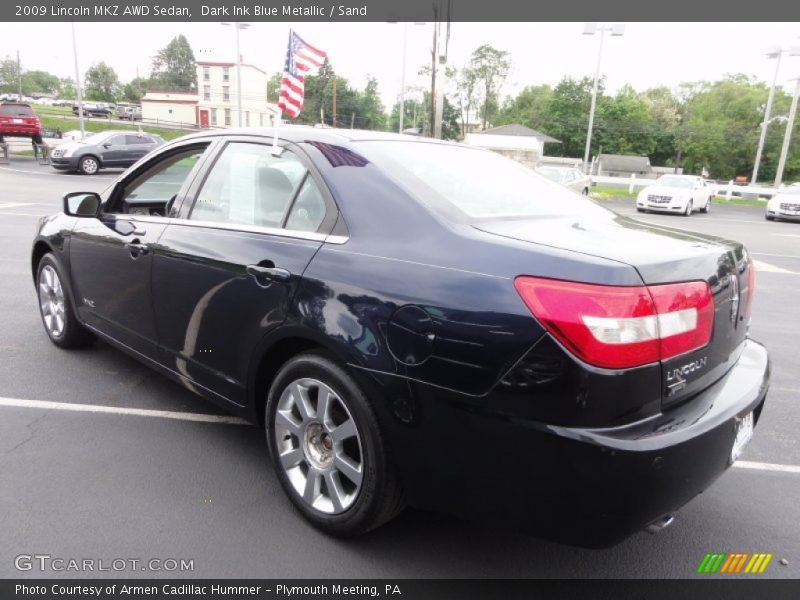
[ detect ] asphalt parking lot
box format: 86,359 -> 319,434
1,158 -> 798,579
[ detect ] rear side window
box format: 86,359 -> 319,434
126,135 -> 153,145
0,104 -> 34,116
356,141 -> 605,222
190,142 -> 307,228
285,177 -> 326,233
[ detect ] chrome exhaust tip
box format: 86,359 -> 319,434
645,514 -> 675,534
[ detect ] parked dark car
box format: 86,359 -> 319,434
31,128 -> 769,547
72,103 -> 112,118
0,102 -> 42,143
50,130 -> 165,174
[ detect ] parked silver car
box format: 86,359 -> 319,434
535,166 -> 591,195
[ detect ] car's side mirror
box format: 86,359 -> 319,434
63,192 -> 101,217
165,194 -> 178,217
103,143 -> 111,149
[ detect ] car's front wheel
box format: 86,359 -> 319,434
36,254 -> 95,348
683,200 -> 693,216
78,155 -> 100,175
266,352 -> 404,536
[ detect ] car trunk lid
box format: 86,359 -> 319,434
474,212 -> 752,409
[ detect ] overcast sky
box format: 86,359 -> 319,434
3,22 -> 800,109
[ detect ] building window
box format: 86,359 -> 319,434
203,66 -> 210,81
222,67 -> 230,82
223,86 -> 230,102
245,111 -> 250,127
203,85 -> 211,101
224,108 -> 231,126
211,108 -> 217,124
259,113 -> 264,127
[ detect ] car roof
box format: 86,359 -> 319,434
175,125 -> 452,146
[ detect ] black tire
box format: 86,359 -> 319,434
701,199 -> 710,213
765,214 -> 774,221
683,200 -> 693,216
266,352 -> 404,536
582,187 -> 589,196
636,207 -> 645,213
36,253 -> 95,349
78,155 -> 100,175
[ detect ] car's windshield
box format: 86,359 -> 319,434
658,176 -> 695,189
355,141 -> 605,221
0,104 -> 34,116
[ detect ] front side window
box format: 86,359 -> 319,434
109,146 -> 208,215
107,134 -> 127,146
189,142 -> 308,229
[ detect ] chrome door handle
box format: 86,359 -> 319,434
125,241 -> 149,257
246,264 -> 291,283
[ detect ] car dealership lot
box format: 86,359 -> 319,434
0,160 -> 798,578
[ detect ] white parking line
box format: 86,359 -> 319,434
0,202 -> 33,209
733,461 -> 800,475
752,259 -> 796,274
0,165 -> 116,180
1,396 -> 799,476
0,396 -> 249,425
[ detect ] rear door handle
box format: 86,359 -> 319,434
246,264 -> 291,283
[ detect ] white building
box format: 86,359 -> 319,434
464,124 -> 561,169
142,60 -> 280,129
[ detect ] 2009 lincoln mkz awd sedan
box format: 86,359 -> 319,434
31,128 -> 769,547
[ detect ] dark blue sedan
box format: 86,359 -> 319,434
31,128 -> 768,546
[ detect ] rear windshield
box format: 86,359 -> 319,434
0,104 -> 34,116
354,140 -> 604,221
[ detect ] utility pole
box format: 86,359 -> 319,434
17,51 -> 22,99
332,75 -> 337,127
429,7 -> 438,138
775,76 -> 800,187
70,23 -> 85,141
350,112 -> 355,129
399,22 -> 408,133
753,52 -> 782,184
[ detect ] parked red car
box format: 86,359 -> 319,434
0,102 -> 42,143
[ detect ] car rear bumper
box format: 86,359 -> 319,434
0,127 -> 40,138
395,339 -> 769,547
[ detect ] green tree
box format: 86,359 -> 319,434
467,44 -> 511,129
150,34 -> 196,91
21,70 -> 60,96
0,57 -> 20,94
495,84 -> 553,128
59,78 -> 76,100
84,62 -> 120,102
121,77 -> 150,104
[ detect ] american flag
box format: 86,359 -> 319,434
278,30 -> 327,119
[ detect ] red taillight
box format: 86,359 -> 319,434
514,276 -> 714,369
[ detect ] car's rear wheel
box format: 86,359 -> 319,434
36,254 -> 95,348
78,155 -> 99,175
266,352 -> 404,536
701,199 -> 711,213
683,200 -> 693,216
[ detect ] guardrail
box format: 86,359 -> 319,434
592,174 -> 780,200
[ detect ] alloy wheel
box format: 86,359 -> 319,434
38,265 -> 65,337
273,377 -> 364,514
81,157 -> 98,175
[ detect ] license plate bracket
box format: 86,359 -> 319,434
731,412 -> 754,463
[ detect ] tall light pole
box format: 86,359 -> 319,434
752,45 -> 800,184
389,22 -> 425,133
582,23 -> 625,173
775,76 -> 800,188
221,22 -> 250,128
70,22 -> 85,141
